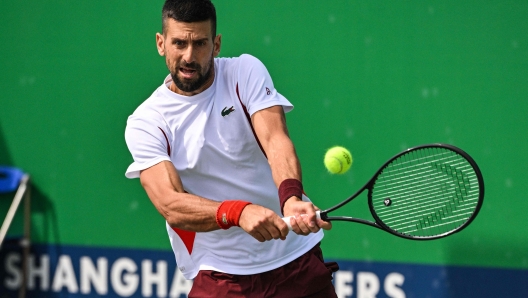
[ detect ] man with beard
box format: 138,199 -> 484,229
124,0 -> 338,296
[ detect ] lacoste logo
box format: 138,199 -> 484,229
221,106 -> 235,117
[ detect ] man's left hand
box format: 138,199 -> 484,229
283,197 -> 332,235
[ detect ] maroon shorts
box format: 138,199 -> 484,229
189,243 -> 339,298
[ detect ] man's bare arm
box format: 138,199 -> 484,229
251,105 -> 302,186
140,160 -> 220,232
140,160 -> 290,241
251,105 -> 331,233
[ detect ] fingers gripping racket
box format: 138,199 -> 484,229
283,144 -> 484,240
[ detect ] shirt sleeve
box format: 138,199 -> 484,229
236,54 -> 294,116
124,110 -> 172,179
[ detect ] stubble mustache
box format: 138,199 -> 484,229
178,61 -> 202,73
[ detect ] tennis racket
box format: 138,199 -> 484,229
283,144 -> 484,240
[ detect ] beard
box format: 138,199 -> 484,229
170,57 -> 214,93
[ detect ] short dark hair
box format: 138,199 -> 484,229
162,0 -> 217,38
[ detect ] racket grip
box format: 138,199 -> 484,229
282,210 -> 321,230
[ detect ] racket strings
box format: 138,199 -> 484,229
371,147 -> 481,237
375,165 -> 479,217
398,150 -> 478,235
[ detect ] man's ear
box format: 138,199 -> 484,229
213,34 -> 222,57
156,33 -> 165,56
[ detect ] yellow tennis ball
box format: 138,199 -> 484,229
324,146 -> 353,174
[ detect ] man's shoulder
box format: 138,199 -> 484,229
215,53 -> 256,61
214,54 -> 268,87
215,54 -> 264,69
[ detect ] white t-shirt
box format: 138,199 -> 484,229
125,54 -> 323,279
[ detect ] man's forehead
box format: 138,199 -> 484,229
165,19 -> 213,38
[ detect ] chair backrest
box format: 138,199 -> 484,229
0,166 -> 24,193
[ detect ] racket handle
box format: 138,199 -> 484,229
282,210 -> 321,230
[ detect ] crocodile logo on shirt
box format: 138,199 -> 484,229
221,106 -> 235,117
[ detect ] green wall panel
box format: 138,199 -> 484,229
1,1 -> 527,270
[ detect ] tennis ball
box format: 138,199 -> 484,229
324,146 -> 353,174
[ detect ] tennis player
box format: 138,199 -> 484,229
124,0 -> 338,296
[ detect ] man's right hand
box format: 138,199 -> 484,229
238,204 -> 289,242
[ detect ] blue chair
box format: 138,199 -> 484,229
0,166 -> 24,192
0,166 -> 31,245
0,166 -> 31,297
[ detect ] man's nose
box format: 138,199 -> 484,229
181,45 -> 195,64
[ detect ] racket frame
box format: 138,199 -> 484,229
319,143 -> 484,240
